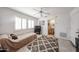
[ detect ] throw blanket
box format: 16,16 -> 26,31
27,35 -> 59,52
0,34 -> 37,52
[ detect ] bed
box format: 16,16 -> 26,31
0,33 -> 37,52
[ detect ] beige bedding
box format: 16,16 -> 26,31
0,34 -> 37,52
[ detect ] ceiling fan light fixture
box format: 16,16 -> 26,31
33,7 -> 49,18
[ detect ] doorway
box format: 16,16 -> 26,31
48,19 -> 55,35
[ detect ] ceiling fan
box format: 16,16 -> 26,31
33,8 -> 49,18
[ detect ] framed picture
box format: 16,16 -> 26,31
42,20 -> 45,25
39,20 -> 45,25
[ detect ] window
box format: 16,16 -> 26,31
15,16 -> 35,30
22,18 -> 27,29
15,17 -> 21,30
28,20 -> 32,28
28,20 -> 34,28
32,20 -> 34,28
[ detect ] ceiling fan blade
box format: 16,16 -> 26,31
33,12 -> 39,15
41,12 -> 43,17
42,11 -> 50,15
33,8 -> 40,12
33,7 -> 49,18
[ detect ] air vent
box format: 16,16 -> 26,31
60,32 -> 67,38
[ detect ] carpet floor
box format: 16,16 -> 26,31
58,39 -> 76,52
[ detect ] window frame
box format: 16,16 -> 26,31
15,16 -> 22,30
21,18 -> 27,29
27,19 -> 34,29
15,16 -> 35,31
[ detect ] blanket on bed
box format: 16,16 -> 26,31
27,35 -> 59,52
0,34 -> 37,52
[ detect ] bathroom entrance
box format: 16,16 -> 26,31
48,19 -> 55,35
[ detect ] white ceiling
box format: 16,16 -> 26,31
10,7 -> 74,19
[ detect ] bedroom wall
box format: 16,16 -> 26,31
0,7 -> 38,35
70,7 -> 79,45
38,13 -> 71,40
55,13 -> 71,39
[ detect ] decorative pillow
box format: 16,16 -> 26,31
10,34 -> 18,40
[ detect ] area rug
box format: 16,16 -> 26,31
27,35 -> 59,52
